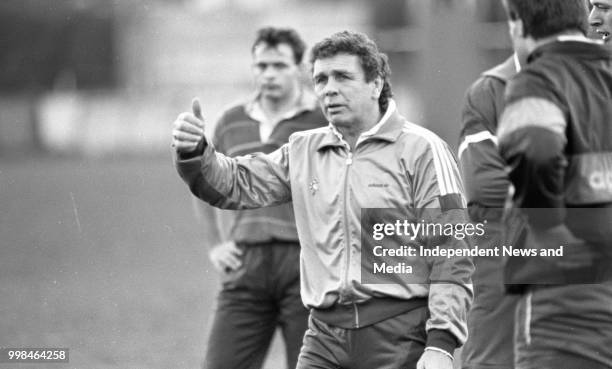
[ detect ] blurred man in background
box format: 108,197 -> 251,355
499,0 -> 612,368
193,27 -> 325,369
173,30 -> 473,369
458,53 -> 522,369
589,0 -> 612,43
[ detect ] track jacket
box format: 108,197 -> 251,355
458,56 -> 523,369
176,100 -> 473,352
459,56 -> 516,220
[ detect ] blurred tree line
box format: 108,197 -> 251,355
0,0 -> 117,92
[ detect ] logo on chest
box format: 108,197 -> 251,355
308,179 -> 319,196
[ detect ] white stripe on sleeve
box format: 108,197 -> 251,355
404,123 -> 463,196
458,130 -> 498,159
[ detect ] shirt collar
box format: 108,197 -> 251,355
245,88 -> 318,123
556,34 -> 600,44
513,52 -> 522,72
357,99 -> 396,144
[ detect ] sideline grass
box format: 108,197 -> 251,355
0,157 -> 284,369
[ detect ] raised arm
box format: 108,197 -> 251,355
172,98 -> 292,210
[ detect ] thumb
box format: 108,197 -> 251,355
192,97 -> 204,121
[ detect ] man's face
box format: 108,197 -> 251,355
252,43 -> 301,100
312,53 -> 380,128
589,0 -> 612,43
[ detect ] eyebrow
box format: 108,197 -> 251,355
255,60 -> 290,67
314,69 -> 353,77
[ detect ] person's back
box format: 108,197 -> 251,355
498,1 -> 612,367
501,39 -> 612,252
501,36 -> 612,369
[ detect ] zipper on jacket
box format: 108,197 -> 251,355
341,151 -> 353,309
524,291 -> 532,345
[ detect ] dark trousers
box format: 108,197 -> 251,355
462,221 -> 519,369
296,306 -> 429,369
514,286 -> 612,369
204,242 -> 309,369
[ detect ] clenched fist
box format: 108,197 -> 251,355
172,98 -> 206,153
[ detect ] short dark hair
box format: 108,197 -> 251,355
310,31 -> 393,112
503,0 -> 589,39
251,27 -> 306,64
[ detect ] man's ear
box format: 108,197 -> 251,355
372,76 -> 383,100
508,18 -> 525,40
297,62 -> 307,74
296,63 -> 312,87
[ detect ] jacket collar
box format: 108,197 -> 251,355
528,35 -> 610,63
482,55 -> 518,81
316,100 -> 405,151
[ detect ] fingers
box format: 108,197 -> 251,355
211,254 -> 242,272
173,139 -> 201,152
415,350 -> 453,369
176,113 -> 204,134
173,130 -> 201,143
221,253 -> 242,271
226,241 -> 244,256
179,112 -> 204,128
172,119 -> 203,152
209,241 -> 244,272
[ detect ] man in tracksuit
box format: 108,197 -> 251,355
499,0 -> 612,368
458,55 -> 521,369
173,31 -> 473,369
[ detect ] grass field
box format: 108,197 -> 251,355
0,156 -> 285,369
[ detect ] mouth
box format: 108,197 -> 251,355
262,84 -> 280,90
597,30 -> 611,42
325,103 -> 345,114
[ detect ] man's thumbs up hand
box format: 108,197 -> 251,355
172,97 -> 206,153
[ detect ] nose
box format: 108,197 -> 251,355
322,78 -> 339,97
262,66 -> 277,79
589,8 -> 602,26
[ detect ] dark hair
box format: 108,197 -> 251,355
503,0 -> 589,39
251,27 -> 306,64
310,30 -> 393,112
